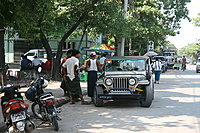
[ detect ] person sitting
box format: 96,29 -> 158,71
44,58 -> 51,70
32,56 -> 43,70
20,55 -> 32,71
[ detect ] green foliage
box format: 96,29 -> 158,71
157,0 -> 191,31
125,0 -> 191,55
193,13 -> 200,27
80,0 -> 129,40
127,0 -> 167,54
179,43 -> 200,59
1,0 -> 191,54
13,0 -> 127,44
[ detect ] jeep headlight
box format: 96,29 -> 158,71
129,78 -> 136,85
105,78 -> 112,86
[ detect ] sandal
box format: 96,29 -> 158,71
70,101 -> 75,104
81,101 -> 90,105
74,98 -> 81,102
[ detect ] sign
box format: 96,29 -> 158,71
147,41 -> 154,52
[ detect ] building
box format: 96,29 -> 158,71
4,31 -> 103,69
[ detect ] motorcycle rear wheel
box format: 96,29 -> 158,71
51,116 -> 59,131
31,102 -> 44,120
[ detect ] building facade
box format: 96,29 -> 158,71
5,32 -> 103,68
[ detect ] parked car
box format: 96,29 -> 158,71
196,57 -> 200,73
165,56 -> 174,69
152,56 -> 167,72
93,56 -> 154,107
192,60 -> 196,65
24,49 -> 69,63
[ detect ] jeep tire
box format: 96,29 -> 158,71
94,86 -> 104,107
140,85 -> 153,107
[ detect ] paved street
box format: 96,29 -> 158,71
1,64 -> 200,133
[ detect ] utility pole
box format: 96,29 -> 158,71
118,0 -> 128,56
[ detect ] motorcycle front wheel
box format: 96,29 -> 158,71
51,116 -> 59,131
31,102 -> 44,120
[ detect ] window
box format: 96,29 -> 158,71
106,59 -> 146,71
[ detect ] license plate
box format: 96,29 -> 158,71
11,111 -> 26,122
99,95 -> 112,99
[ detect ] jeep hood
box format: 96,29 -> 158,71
105,71 -> 146,75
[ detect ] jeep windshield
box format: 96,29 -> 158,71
105,59 -> 146,71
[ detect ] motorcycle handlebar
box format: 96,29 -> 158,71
0,84 -> 27,93
20,84 -> 27,87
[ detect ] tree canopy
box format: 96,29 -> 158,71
179,43 -> 200,60
193,13 -> 200,27
0,0 -> 192,81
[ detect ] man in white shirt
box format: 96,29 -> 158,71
62,50 -> 89,104
85,52 -> 101,103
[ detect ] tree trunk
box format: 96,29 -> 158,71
129,38 -> 132,55
114,37 -> 122,56
52,17 -> 83,80
0,23 -> 6,87
40,29 -> 53,62
40,29 -> 53,79
78,26 -> 87,50
118,38 -> 125,56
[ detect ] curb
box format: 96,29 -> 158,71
56,97 -> 70,107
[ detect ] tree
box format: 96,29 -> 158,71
179,43 -> 200,59
158,0 -> 191,32
15,0 -> 127,80
0,0 -> 28,86
193,13 -> 200,27
84,0 -> 191,56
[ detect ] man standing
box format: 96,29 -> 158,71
62,50 -> 89,104
60,50 -> 72,96
99,53 -> 106,70
86,52 -> 101,103
182,56 -> 186,71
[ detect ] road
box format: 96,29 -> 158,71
1,64 -> 200,133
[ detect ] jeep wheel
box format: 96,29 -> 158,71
140,85 -> 153,107
93,86 -> 104,107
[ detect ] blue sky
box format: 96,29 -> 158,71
167,0 -> 200,49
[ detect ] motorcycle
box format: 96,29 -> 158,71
0,84 -> 35,133
25,68 -> 62,131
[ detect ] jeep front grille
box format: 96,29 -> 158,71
113,78 -> 129,88
110,88 -> 130,93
